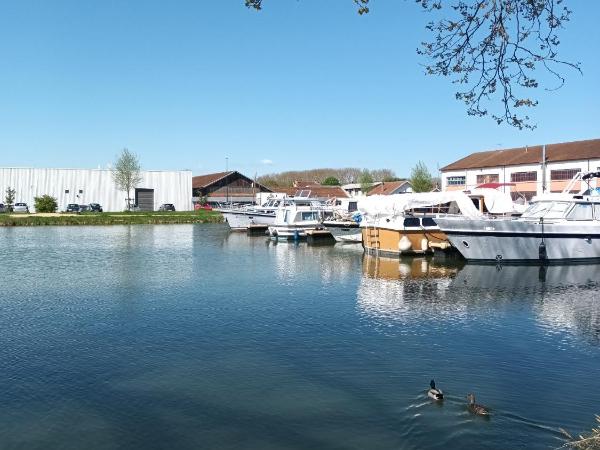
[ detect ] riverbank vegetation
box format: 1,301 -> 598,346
257,167 -> 400,188
0,210 -> 223,226
561,414 -> 600,449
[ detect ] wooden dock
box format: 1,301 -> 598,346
247,224 -> 269,236
306,229 -> 336,246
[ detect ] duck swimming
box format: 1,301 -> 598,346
467,393 -> 490,416
427,379 -> 444,400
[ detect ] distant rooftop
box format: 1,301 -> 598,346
441,138 -> 600,172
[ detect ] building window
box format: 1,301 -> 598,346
476,174 -> 499,184
550,168 -> 581,181
510,171 -> 537,182
79,189 -> 84,194
65,189 -> 69,194
447,176 -> 466,186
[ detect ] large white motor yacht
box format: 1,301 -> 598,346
435,171 -> 600,262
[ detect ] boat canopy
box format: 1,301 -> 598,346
468,188 -> 523,214
357,191 -> 484,219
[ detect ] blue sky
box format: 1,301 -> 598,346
0,0 -> 598,178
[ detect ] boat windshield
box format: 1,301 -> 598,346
521,201 -> 571,219
567,203 -> 594,221
299,211 -> 320,221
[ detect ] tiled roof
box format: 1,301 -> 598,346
192,171 -> 234,188
367,180 -> 410,196
192,171 -> 271,192
441,138 -> 600,172
278,184 -> 350,199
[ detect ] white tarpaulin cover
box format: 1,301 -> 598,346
469,188 -> 523,214
357,191 -> 485,219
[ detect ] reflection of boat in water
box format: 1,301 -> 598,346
357,255 -> 463,325
452,263 -> 600,345
452,263 -> 600,289
358,256 -> 600,345
362,254 -> 461,280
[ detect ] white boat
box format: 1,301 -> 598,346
435,171 -> 600,262
358,189 -> 520,257
323,219 -> 362,243
268,203 -> 326,240
217,197 -> 283,230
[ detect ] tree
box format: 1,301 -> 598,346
112,148 -> 143,211
370,169 -> 397,182
358,169 -> 374,193
34,195 -> 58,213
4,187 -> 16,212
322,176 -> 341,186
409,161 -> 434,193
245,0 -> 579,130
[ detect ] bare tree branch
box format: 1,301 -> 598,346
416,0 -> 581,130
244,0 -> 581,130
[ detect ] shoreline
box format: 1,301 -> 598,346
0,210 -> 223,226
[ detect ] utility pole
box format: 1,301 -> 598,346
541,144 -> 547,194
225,157 -> 229,205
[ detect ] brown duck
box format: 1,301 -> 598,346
467,393 -> 490,416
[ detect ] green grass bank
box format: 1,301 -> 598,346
0,210 -> 223,226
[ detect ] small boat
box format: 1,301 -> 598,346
436,171 -> 600,262
217,197 -> 283,230
323,219 -> 362,243
268,202 -> 327,240
217,192 -> 316,231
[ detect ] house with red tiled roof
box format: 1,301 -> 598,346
367,180 -> 412,196
278,182 -> 349,201
192,171 -> 272,204
440,138 -> 600,200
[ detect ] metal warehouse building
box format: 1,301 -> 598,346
0,167 -> 192,212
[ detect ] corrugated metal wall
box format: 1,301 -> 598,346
0,168 -> 192,212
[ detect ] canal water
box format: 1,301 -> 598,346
1,224 -> 599,450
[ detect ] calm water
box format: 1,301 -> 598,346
1,225 -> 599,450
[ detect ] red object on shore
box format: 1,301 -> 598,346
195,203 -> 212,211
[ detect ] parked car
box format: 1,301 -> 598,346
13,202 -> 29,213
88,203 -> 103,212
66,204 -> 80,213
0,203 -> 6,213
158,203 -> 176,211
78,204 -> 90,213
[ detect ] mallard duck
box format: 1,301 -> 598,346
467,393 -> 490,416
427,379 -> 444,400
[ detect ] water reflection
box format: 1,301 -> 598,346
357,255 -> 465,329
267,238 -> 362,285
358,254 -> 600,346
453,263 -> 600,347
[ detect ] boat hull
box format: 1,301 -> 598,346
436,217 -> 600,262
361,226 -> 450,257
220,210 -> 276,230
268,223 -> 323,240
324,221 -> 362,243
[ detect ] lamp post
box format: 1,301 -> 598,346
226,157 -> 229,205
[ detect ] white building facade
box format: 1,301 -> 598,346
0,167 -> 192,212
441,139 -> 600,200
